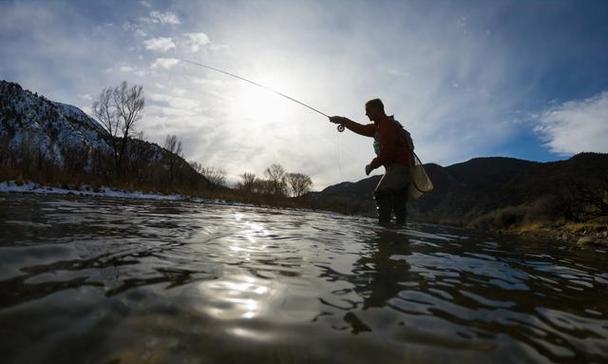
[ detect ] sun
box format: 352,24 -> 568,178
227,69 -> 298,123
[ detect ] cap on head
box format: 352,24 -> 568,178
365,98 -> 385,120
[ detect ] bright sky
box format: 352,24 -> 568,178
1,0 -> 607,189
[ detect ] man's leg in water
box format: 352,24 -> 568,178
374,164 -> 410,225
392,187 -> 408,225
374,190 -> 392,224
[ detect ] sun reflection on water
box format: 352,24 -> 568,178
196,274 -> 275,321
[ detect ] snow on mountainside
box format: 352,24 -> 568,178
0,80 -> 211,192
0,80 -> 112,168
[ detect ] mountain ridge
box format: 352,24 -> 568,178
310,152 -> 608,229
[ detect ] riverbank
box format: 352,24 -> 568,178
0,180 -> 189,201
0,179 -> 343,213
506,219 -> 608,247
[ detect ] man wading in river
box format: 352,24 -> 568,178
330,99 -> 414,225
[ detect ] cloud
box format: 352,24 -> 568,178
115,64 -> 146,77
536,91 -> 608,155
209,44 -> 229,52
147,10 -> 181,25
184,32 -> 210,52
123,21 -> 147,37
143,37 -> 176,52
149,93 -> 199,110
140,0 -> 151,8
151,57 -> 180,69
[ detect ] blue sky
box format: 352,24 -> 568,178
1,0 -> 607,188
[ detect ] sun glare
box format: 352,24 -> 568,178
228,70 -> 299,123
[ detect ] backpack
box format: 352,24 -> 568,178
392,118 -> 434,198
392,118 -> 415,161
372,117 -> 413,159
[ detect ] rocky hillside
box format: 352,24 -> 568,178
310,154 -> 608,229
0,81 -> 112,169
0,80 -> 209,192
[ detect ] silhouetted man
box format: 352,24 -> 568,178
330,99 -> 413,225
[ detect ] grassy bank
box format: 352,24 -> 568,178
507,218 -> 608,246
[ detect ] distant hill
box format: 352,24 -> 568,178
310,154 -> 608,228
0,80 -> 210,192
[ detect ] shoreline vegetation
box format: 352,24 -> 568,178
507,219 -> 608,247
0,178 -> 341,212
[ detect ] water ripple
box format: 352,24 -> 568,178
0,195 -> 607,363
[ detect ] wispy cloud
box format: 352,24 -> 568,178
151,57 -> 180,70
123,21 -> 146,37
143,37 -> 176,52
146,10 -> 181,25
184,32 -> 210,52
209,44 -> 229,52
536,92 -> 608,155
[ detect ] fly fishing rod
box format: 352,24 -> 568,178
178,58 -> 346,132
179,58 -> 432,193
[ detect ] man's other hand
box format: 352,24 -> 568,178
365,164 -> 373,176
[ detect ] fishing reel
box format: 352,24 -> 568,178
337,124 -> 345,132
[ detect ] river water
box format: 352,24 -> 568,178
0,194 -> 607,364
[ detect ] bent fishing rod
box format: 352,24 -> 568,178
179,58 -> 429,190
178,58 -> 346,132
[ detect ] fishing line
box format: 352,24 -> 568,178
335,127 -> 344,181
179,58 -> 346,180
179,59 -> 428,184
178,58 -> 346,133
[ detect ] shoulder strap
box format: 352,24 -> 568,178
404,129 -> 414,151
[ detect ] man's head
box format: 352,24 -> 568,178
365,98 -> 386,121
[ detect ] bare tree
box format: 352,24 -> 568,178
252,178 -> 273,195
189,161 -> 203,174
133,130 -> 146,140
286,173 -> 313,197
92,88 -> 119,171
92,81 -> 144,177
265,163 -> 287,196
200,167 -> 227,186
164,135 -> 183,156
164,134 -> 183,184
238,172 -> 256,192
189,161 -> 227,187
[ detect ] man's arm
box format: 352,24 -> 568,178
329,116 -> 375,137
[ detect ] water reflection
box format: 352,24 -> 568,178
196,274 -> 273,320
353,231 -> 413,310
